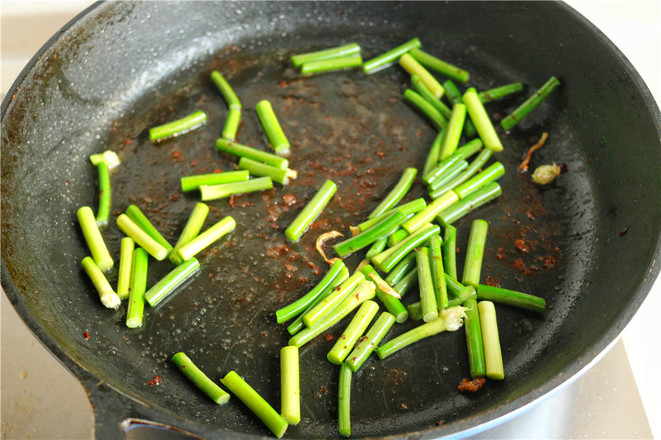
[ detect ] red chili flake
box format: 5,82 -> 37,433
543,255 -> 557,268
172,151 -> 180,159
458,377 -> 486,392
170,194 -> 180,202
123,138 -> 132,146
213,168 -> 224,173
228,194 -> 239,207
284,263 -> 298,272
515,239 -> 530,253
525,209 -> 536,220
513,259 -> 526,270
496,247 -> 505,260
319,386 -> 328,394
325,334 -> 334,342
484,274 -> 502,287
147,376 -> 163,386
83,331 -> 90,340
376,151 -> 385,158
401,404 -> 408,410
279,81 -> 287,88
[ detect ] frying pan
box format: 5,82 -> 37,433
2,1 -> 660,439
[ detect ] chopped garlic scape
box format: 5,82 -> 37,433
90,150 -> 121,170
442,306 -> 467,332
100,290 -> 121,309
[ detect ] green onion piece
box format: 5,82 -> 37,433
429,148 -> 493,199
442,79 -> 478,139
327,300 -> 379,364
210,70 -> 241,111
443,225 -> 458,279
89,150 -> 120,169
200,177 -> 273,201
172,352 -> 230,405
125,204 -> 173,255
376,306 -> 466,359
77,206 -> 113,271
170,202 -> 209,265
301,55 -> 363,75
280,346 -> 300,425
216,138 -> 289,169
364,237 -> 386,260
239,157 -> 293,185
221,371 -> 288,438
478,301 -> 505,380
116,237 -> 135,300
411,75 -> 452,119
427,160 -> 469,193
303,272 -> 365,328
181,170 -> 250,192
289,279 -> 376,348
429,235 -> 448,310
439,103 -> 467,160
501,76 -> 561,131
478,82 -> 524,103
81,256 -> 120,309
344,312 -> 396,372
149,111 -> 207,143
144,258 -> 200,307
338,363 -> 352,438
357,198 -> 427,231
384,253 -> 417,285
387,228 -> 409,247
463,88 -> 503,153
284,179 -> 337,242
408,47 -> 470,84
286,267 -> 350,335
222,109 -> 242,141
367,167 -> 418,219
95,162 -> 111,228
416,247 -> 438,322
256,100 -> 290,156
117,214 -> 168,261
476,284 -> 546,313
291,43 -> 361,67
453,162 -> 505,200
446,275 -> 475,301
423,147 -> 464,186
403,89 -> 447,130
406,301 -> 423,321
454,139 -> 485,160
436,182 -> 502,227
399,53 -> 444,98
362,37 -> 421,74
462,219 -> 489,288
334,210 -> 407,257
401,190 -> 458,233
393,268 -> 418,296
463,298 -> 486,378
126,247 -> 148,328
371,223 -> 440,273
422,130 -> 445,178
176,216 -> 235,262
276,259 -> 348,323
361,265 -> 408,323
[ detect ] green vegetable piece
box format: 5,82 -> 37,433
362,38 -> 421,74
462,219 -> 489,288
176,216 -> 235,262
170,202 -> 209,265
501,76 -> 561,131
370,223 -> 440,273
95,162 -> 111,228
333,210 -> 407,257
303,272 -> 365,328
81,256 -> 120,309
280,346 -> 301,424
361,265 -> 408,324
116,237 -> 135,300
422,129 -> 446,178
338,363 -> 352,438
399,53 -> 444,98
439,103 -> 467,160
117,214 -> 168,261
216,138 -> 289,169
436,182 -> 502,227
403,88 -> 447,130
284,179 -> 336,242
181,170 -> 249,192
356,198 -> 426,232
89,150 -> 120,169
416,247 -> 438,322
367,167 -> 418,219
239,157 -> 294,185
301,55 -> 363,74
126,248 -> 148,328
443,225 -> 458,279
463,298 -> 486,378
429,148 -> 493,199
463,88 -> 503,153
256,100 -> 290,156
478,301 -> 505,380
392,268 -> 418,296
126,204 -> 173,255
443,79 -> 478,138
77,206 -> 113,272
344,312 -> 396,372
476,284 -> 546,314
211,70 -> 241,111
172,352 -> 230,404
149,111 -> 207,143
401,190 -> 458,234
453,162 -> 505,200
200,177 -> 273,201
144,258 -> 200,307
327,300 -> 379,364
478,82 -> 524,103
408,47 -> 470,84
384,252 -> 417,286
429,235 -> 448,310
222,109 -> 242,141
411,75 -> 452,120
291,43 -> 361,67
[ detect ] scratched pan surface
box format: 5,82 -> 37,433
2,1 -> 660,439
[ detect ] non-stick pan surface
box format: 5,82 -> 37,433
2,2 -> 660,439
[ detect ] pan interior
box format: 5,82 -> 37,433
2,2 -> 659,438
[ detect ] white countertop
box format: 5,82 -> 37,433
2,1 -> 659,439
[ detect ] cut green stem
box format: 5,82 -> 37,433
334,210 -> 408,257
407,301 -> 423,321
387,228 -> 409,247
463,298 -> 486,378
393,268 -> 418,296
216,138 -> 289,169
176,216 -> 235,262
301,55 -> 363,74
211,70 -> 241,111
172,352 -> 230,404
367,167 -> 418,219
280,346 -> 300,424
463,87 -> 503,153
501,76 -> 561,131
478,82 -> 524,103
416,247 -> 438,322
302,272 -> 365,328
429,148 -> 493,199
239,157 -> 294,185
371,223 -> 440,272
256,100 -> 290,156
384,252 -> 417,286
436,182 -> 502,227
411,75 -> 452,119
126,247 -> 148,328
144,258 -> 200,307
291,43 -> 361,67
170,202 -> 210,265
284,179 -> 336,242
181,170 -> 249,192
116,237 -> 135,300
476,284 -> 546,313
366,237 -> 388,259
403,89 -> 447,130
399,53 -> 444,98
200,177 -> 273,201
77,206 -> 113,272
338,363 -> 352,438
439,103 -> 467,160
478,301 -> 505,380
327,300 -> 379,364
427,160 -> 469,193
362,38 -> 421,74
402,190 -> 458,233
222,109 -> 241,141
462,219 -> 489,288
422,130 -> 446,178
126,204 -> 173,255
357,198 -> 426,232
117,214 -> 168,261
96,162 -> 111,227
443,225 -> 458,279
429,235 -> 448,310
81,256 -> 120,309
361,265 -> 408,324
408,47 -> 470,84
442,79 -> 477,138
221,371 -> 288,438
89,150 -> 120,169
149,111 -> 207,143
453,162 -> 505,200
344,312 -> 396,372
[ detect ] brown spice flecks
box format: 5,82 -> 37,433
458,377 -> 486,392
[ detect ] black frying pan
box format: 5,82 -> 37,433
2,2 -> 660,439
